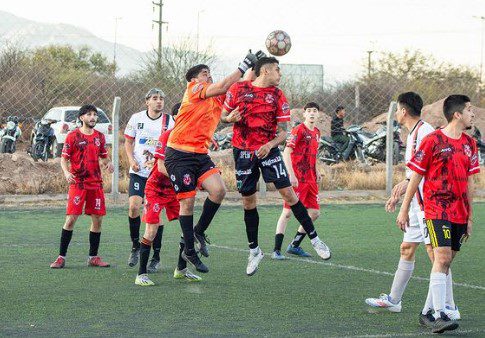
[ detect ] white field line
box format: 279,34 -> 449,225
211,244 -> 485,291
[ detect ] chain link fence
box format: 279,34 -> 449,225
0,42 -> 483,193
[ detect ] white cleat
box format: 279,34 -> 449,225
365,293 -> 402,313
135,273 -> 155,286
246,247 -> 264,276
445,305 -> 461,320
312,239 -> 331,260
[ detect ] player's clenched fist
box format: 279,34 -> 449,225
225,106 -> 242,123
64,171 -> 76,184
256,143 -> 272,159
396,209 -> 409,232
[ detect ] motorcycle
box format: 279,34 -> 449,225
210,132 -> 233,151
0,116 -> 22,154
30,119 -> 57,161
356,121 -> 403,165
472,126 -> 485,165
318,126 -> 366,165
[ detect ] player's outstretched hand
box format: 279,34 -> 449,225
464,219 -> 473,242
105,162 -> 114,173
238,50 -> 258,74
396,209 -> 409,232
130,160 -> 140,172
385,197 -> 398,212
64,171 -> 76,184
256,143 -> 271,159
254,50 -> 267,60
226,107 -> 242,123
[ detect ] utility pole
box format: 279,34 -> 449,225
366,50 -> 374,78
153,0 -> 168,70
473,16 -> 485,85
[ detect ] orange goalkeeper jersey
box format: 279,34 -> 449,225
167,81 -> 225,154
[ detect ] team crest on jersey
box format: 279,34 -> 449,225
265,94 -> 275,104
73,196 -> 81,205
414,150 -> 424,162
471,154 -> 478,166
464,144 -> 472,157
153,203 -> 160,212
183,174 -> 192,186
94,138 -> 100,147
192,83 -> 203,93
282,103 -> 290,113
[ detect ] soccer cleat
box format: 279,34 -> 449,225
135,273 -> 155,286
286,244 -> 312,257
127,248 -> 140,267
271,250 -> 288,260
431,312 -> 459,334
419,310 -> 435,328
246,247 -> 264,276
50,256 -> 65,269
312,239 -> 332,260
444,305 -> 461,320
365,294 -> 402,313
173,268 -> 202,282
87,256 -> 110,267
194,232 -> 210,257
147,259 -> 161,273
181,251 -> 209,273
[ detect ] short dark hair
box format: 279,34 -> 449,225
335,105 -> 345,114
171,102 -> 181,117
304,102 -> 320,111
397,92 -> 423,117
443,95 -> 470,122
78,104 -> 97,118
254,57 -> 279,77
185,64 -> 209,82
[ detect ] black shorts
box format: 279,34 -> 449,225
233,147 -> 291,196
128,173 -> 147,198
425,219 -> 467,251
164,147 -> 219,199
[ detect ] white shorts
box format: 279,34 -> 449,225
403,209 -> 430,245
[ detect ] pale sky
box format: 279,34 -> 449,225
2,0 -> 484,82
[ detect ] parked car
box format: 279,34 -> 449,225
31,106 -> 113,158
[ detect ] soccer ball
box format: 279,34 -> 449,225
265,30 -> 291,56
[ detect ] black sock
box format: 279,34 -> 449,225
177,236 -> 187,270
290,201 -> 317,239
89,231 -> 101,256
59,228 -> 73,256
274,233 -> 284,252
138,237 -> 151,275
129,216 -> 141,249
291,231 -> 306,247
244,208 -> 259,249
194,198 -> 221,235
179,215 -> 195,255
152,225 -> 163,261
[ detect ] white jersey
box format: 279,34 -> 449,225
405,120 -> 434,213
124,110 -> 175,178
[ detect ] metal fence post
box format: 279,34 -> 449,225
111,97 -> 121,201
259,176 -> 266,198
385,101 -> 397,196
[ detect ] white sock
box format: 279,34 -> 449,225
430,272 -> 447,319
310,236 -> 320,245
389,259 -> 414,304
445,269 -> 456,309
422,285 -> 433,315
249,247 -> 260,255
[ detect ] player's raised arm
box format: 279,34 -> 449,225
204,50 -> 265,98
